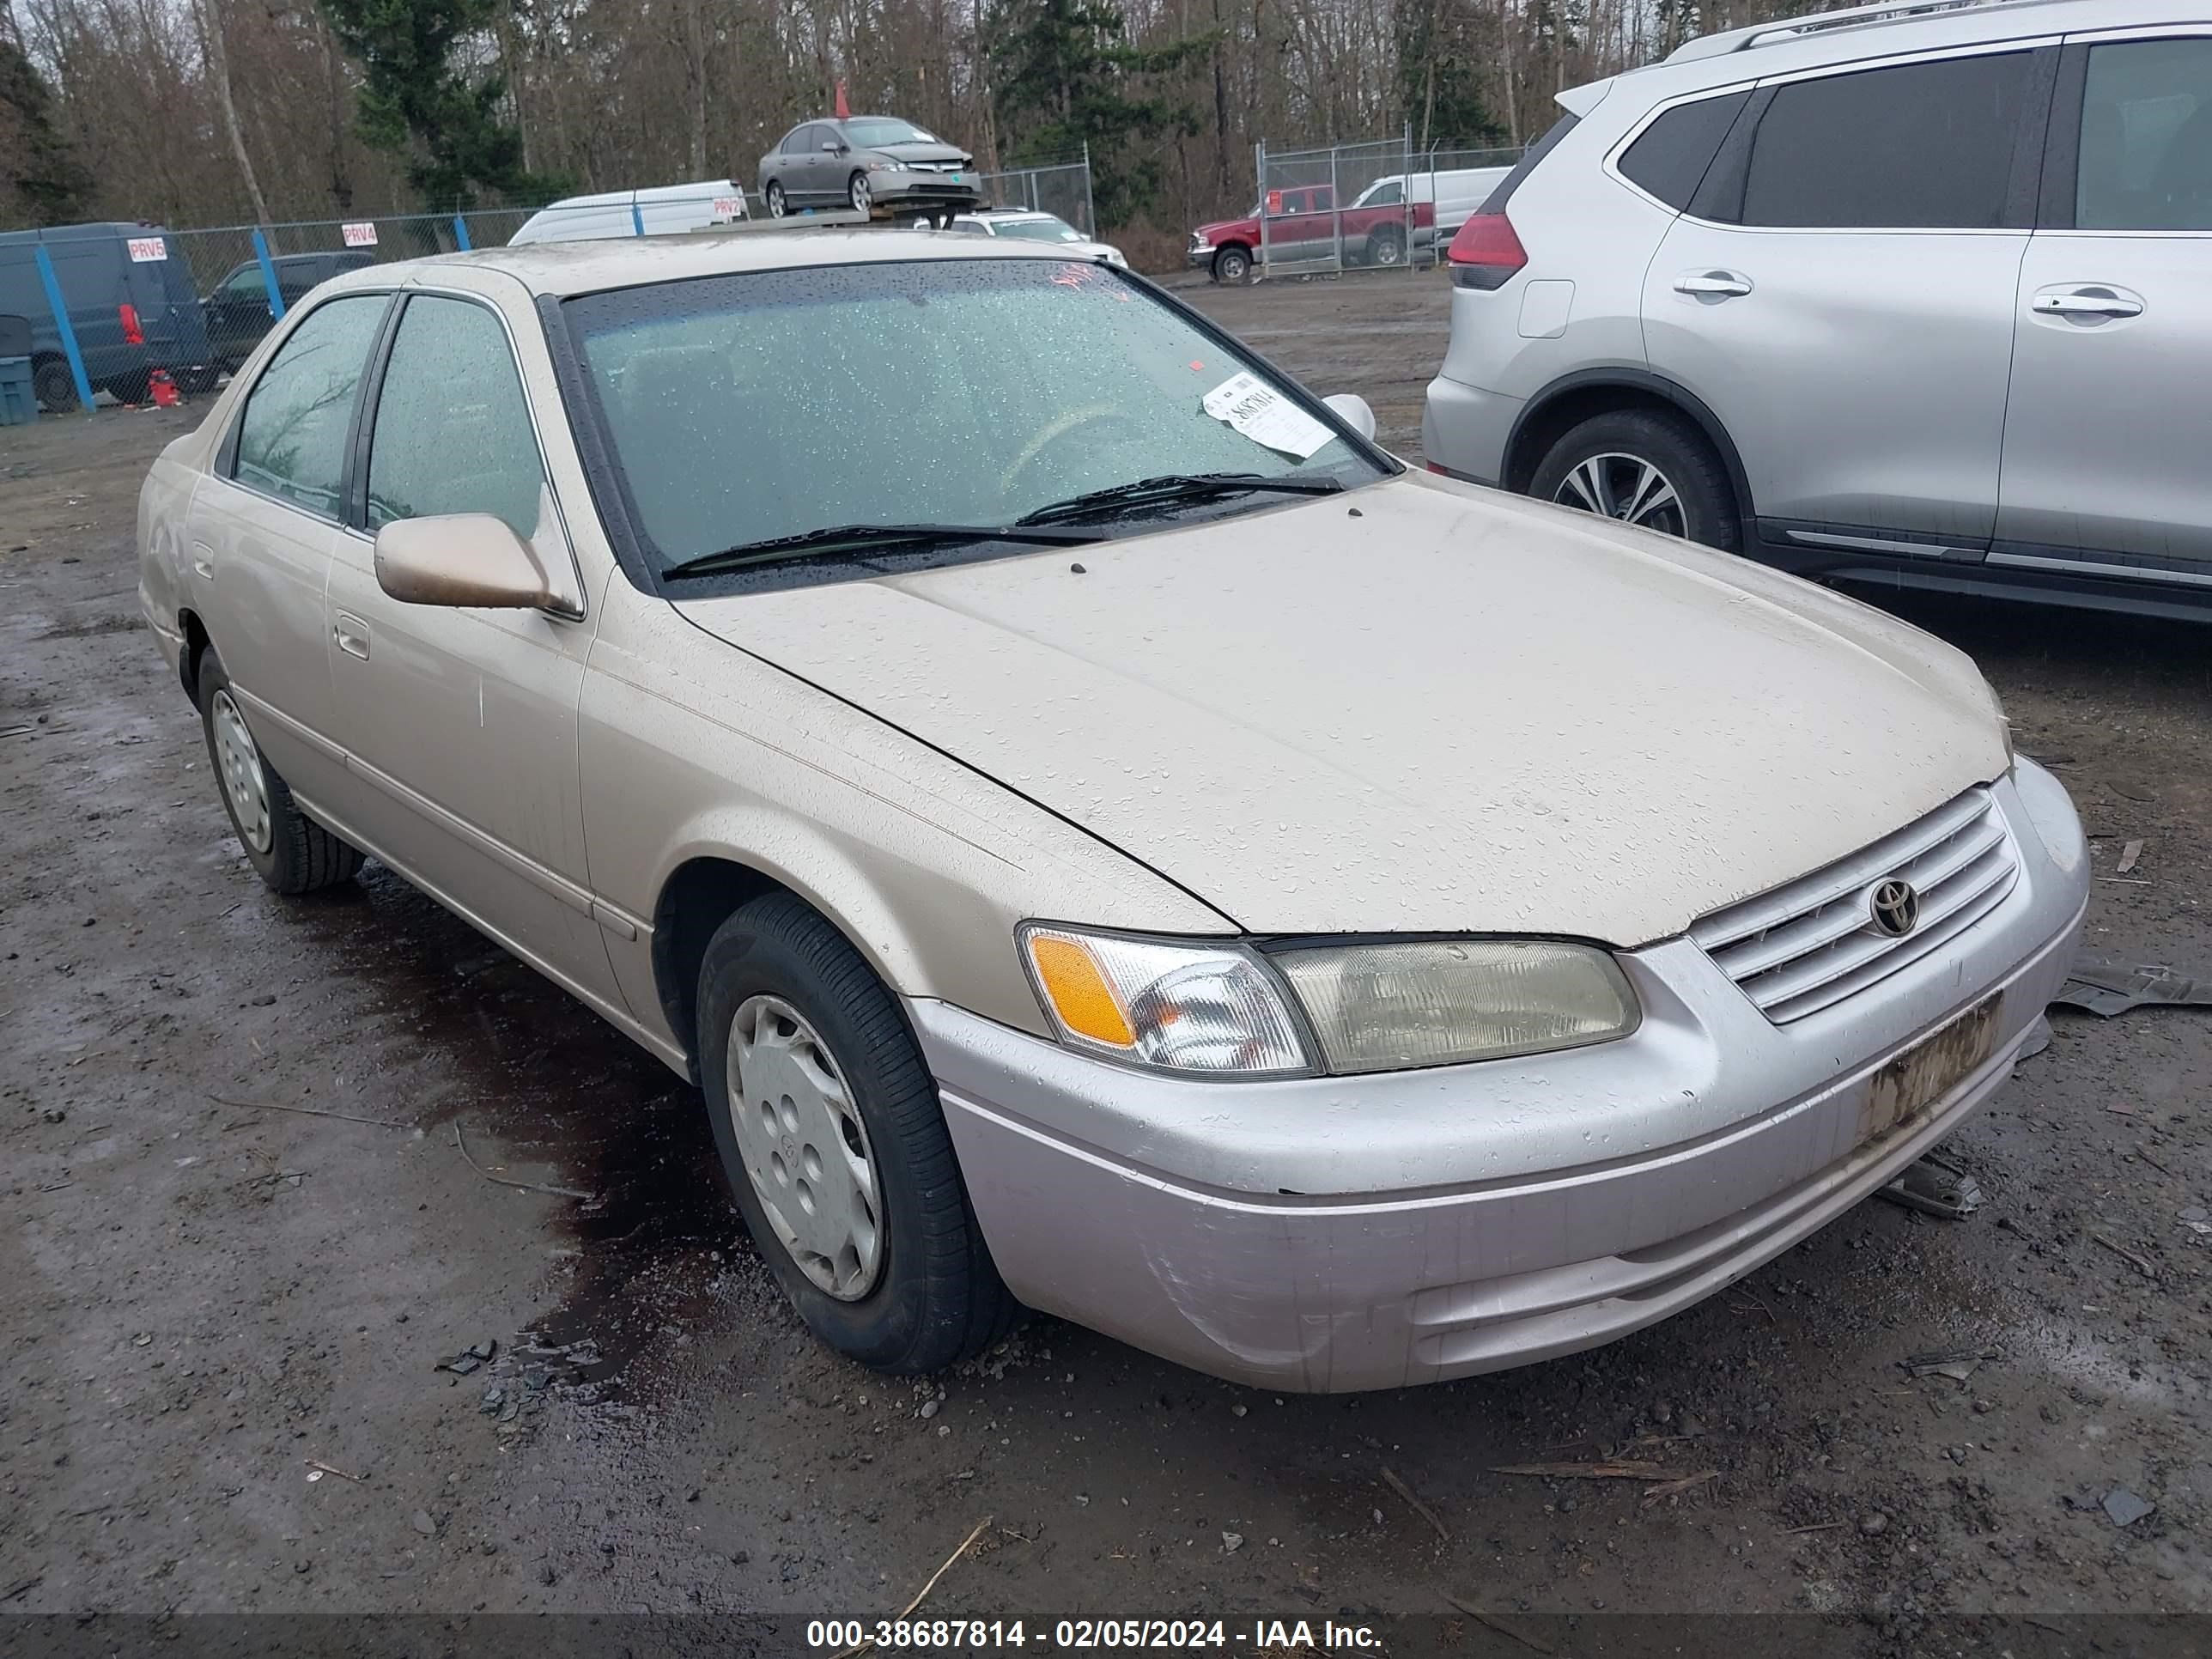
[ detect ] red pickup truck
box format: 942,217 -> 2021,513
1187,180 -> 1432,283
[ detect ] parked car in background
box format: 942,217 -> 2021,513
507,180 -> 749,246
1188,182 -> 1431,281
945,209 -> 1126,266
140,229 -> 2086,1391
0,222 -> 215,410
1423,0 -> 2212,620
202,251 -> 375,373
757,117 -> 980,223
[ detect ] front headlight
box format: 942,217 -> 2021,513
1274,940 -> 1638,1074
1019,927 -> 1638,1079
1020,926 -> 1310,1076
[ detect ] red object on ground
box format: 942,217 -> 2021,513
149,369 -> 179,409
834,81 -> 850,119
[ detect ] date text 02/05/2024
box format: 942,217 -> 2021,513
804,1618 -> 1383,1650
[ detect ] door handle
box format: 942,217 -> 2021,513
332,614 -> 371,660
191,548 -> 215,580
2031,287 -> 2143,319
1674,270 -> 1753,298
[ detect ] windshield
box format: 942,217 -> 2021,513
845,118 -> 936,148
991,216 -> 1084,243
564,259 -> 1385,573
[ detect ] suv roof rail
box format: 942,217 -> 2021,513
1663,0 -> 2038,63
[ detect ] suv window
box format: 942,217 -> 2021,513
366,295 -> 543,538
2078,38 -> 2212,231
1620,90 -> 1750,210
1741,52 -> 2032,228
233,294 -> 387,517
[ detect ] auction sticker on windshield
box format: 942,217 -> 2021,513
1201,371 -> 1332,460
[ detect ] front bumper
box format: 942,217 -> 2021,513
1188,244 -> 1214,268
914,763 -> 2089,1392
872,171 -> 982,210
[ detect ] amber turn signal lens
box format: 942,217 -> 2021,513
1026,933 -> 1136,1048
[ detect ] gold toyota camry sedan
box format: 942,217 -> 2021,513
137,230 -> 2089,1391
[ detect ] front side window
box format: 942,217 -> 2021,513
1362,181 -> 1405,207
2077,38 -> 2212,230
1741,52 -> 2031,228
233,294 -> 387,517
565,259 -> 1386,575
366,295 -> 543,538
219,265 -> 264,298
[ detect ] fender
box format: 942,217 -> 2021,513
1503,365 -> 1754,525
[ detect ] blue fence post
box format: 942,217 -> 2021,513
251,229 -> 285,323
452,214 -> 472,252
31,244 -> 95,414
631,199 -> 646,237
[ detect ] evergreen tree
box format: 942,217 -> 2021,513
0,40 -> 93,227
1395,0 -> 1503,153
316,0 -> 561,210
989,0 -> 1209,225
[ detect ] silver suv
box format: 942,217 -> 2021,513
1423,0 -> 2212,620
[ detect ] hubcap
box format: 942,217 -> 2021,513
726,995 -> 883,1300
850,175 -> 871,213
1553,452 -> 1686,536
210,689 -> 273,854
1375,237 -> 1401,264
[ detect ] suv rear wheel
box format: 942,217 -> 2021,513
1528,410 -> 1738,551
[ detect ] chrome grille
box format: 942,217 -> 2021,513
1692,787 -> 2020,1024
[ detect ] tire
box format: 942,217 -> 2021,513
1211,245 -> 1251,283
1528,408 -> 1740,552
1365,227 -> 1406,268
197,653 -> 365,895
848,172 -> 872,216
697,891 -> 1016,1373
765,180 -> 786,218
33,358 -> 79,414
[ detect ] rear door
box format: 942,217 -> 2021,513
1995,27 -> 2212,581
186,291 -> 391,806
1642,42 -> 2053,555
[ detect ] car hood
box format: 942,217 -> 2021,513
671,473 -> 2009,943
873,142 -> 970,166
1194,216 -> 1256,240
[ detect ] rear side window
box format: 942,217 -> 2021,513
1619,90 -> 1750,210
233,294 -> 386,517
1741,52 -> 2032,228
1479,112 -> 1580,214
366,295 -> 544,538
2076,38 -> 2212,230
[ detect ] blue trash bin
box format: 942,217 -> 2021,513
0,313 -> 33,423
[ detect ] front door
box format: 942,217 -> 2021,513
1644,45 -> 2046,553
1996,30 -> 2212,581
321,287 -> 617,1003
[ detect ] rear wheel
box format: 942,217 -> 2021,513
765,180 -> 787,218
697,891 -> 1016,1373
1528,409 -> 1739,551
33,358 -> 78,414
1211,245 -> 1251,283
197,653 -> 365,894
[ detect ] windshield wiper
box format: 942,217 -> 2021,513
1016,471 -> 1343,526
660,520 -> 1105,582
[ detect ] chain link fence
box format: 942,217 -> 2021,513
2,156 -> 1091,421
1240,136 -> 1524,282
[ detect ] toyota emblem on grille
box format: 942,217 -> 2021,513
1869,878 -> 1921,938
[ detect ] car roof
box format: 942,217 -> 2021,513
314,228 -> 1086,300
1595,0 -> 2200,104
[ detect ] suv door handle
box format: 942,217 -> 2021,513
191,544 -> 215,580
1674,270 -> 1753,298
332,614 -> 371,660
2031,286 -> 2144,319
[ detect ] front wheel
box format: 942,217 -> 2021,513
697,892 -> 1016,1373
1211,245 -> 1251,283
848,172 -> 872,215
1528,409 -> 1740,551
765,180 -> 786,218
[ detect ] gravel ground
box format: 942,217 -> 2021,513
2,274 -> 2208,1657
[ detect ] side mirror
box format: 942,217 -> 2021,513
374,512 -> 559,610
1322,392 -> 1376,442
822,139 -> 844,153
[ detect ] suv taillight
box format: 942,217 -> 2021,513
1447,212 -> 1527,290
